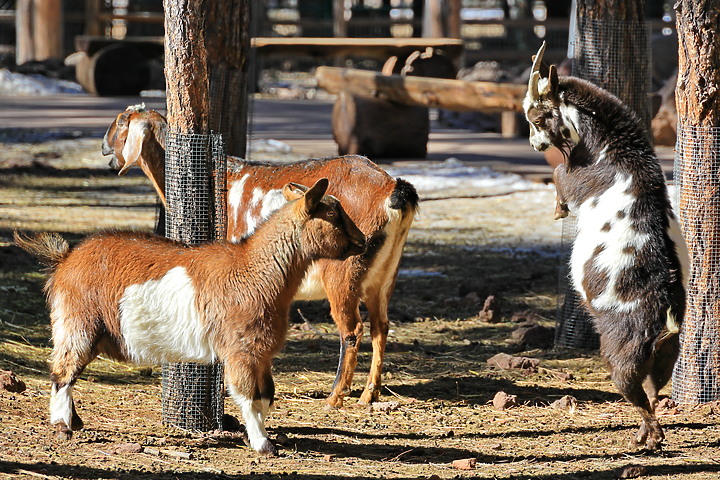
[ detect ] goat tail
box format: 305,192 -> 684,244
389,178 -> 419,213
13,230 -> 70,269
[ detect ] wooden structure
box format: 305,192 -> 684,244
332,48 -> 457,158
15,0 -> 63,64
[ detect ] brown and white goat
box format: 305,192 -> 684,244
524,43 -> 689,450
102,105 -> 418,408
15,179 -> 366,455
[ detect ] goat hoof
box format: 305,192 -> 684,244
55,423 -> 72,441
257,439 -> 278,456
358,389 -> 379,405
71,414 -> 84,431
325,394 -> 344,409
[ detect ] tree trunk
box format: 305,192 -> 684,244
206,0 -> 251,158
162,0 -> 223,431
672,0 -> 720,404
574,0 -> 650,132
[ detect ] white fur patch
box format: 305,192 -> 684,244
571,173 -> 647,312
243,189 -> 286,237
50,384 -> 73,426
558,103 -> 581,143
119,266 -> 215,364
667,214 -> 689,289
232,174 -> 255,242
229,385 -> 269,452
120,120 -> 147,170
294,263 -> 327,301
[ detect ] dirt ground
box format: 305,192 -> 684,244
1,135 -> 720,480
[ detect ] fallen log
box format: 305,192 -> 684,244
315,66 -> 527,113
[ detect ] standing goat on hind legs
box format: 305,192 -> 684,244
523,43 -> 689,450
15,179 -> 366,455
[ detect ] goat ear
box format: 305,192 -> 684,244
303,178 -> 329,213
282,182 -> 309,202
118,120 -> 149,175
548,64 -> 559,98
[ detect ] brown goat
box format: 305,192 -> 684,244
102,105 -> 418,408
15,179 -> 366,455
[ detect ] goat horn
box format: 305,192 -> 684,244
528,41 -> 546,100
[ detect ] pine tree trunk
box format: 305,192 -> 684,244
162,0 -> 223,431
206,1 -> 251,158
574,0 -> 650,132
672,0 -> 720,404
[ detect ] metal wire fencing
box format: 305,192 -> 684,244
672,124 -> 720,404
162,130 -> 227,431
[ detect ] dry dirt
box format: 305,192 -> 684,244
1,136 -> 720,480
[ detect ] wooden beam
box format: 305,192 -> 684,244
315,66 -> 527,113
252,37 -> 464,59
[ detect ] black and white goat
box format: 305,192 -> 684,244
524,43 -> 689,450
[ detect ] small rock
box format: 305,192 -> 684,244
657,397 -> 678,412
427,475 -> 442,480
510,310 -> 539,323
275,433 -> 290,446
222,413 -> 242,432
478,295 -> 501,323
371,401 -> 400,413
493,391 -> 517,410
510,323 -> 555,349
323,454 -> 334,462
487,352 -> 540,373
550,395 -> 577,413
0,371 -> 26,393
614,464 -> 648,478
114,442 -> 143,454
452,457 -> 477,470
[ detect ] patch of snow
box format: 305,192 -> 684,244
385,158 -> 550,194
248,138 -> 292,154
0,69 -> 84,96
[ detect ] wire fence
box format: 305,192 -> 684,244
162,130 -> 227,431
672,124 -> 720,404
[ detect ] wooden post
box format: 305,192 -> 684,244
672,0 -> 720,404
333,0 -> 346,38
15,0 -> 63,65
422,0 -> 443,38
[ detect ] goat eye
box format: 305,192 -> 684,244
326,210 -> 336,218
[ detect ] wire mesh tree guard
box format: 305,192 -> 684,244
554,17 -> 651,350
672,124 -> 720,404
161,131 -> 227,431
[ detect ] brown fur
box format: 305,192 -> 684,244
102,107 -> 419,408
16,179 -> 366,455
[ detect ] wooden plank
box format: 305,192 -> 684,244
315,66 -> 526,113
251,37 -> 464,59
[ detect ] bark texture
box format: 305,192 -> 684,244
206,0 -> 251,157
673,0 -> 720,404
164,0 -> 209,134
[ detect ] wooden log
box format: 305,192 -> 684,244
75,44 -> 150,96
333,90 -> 429,158
316,66 -> 526,113
332,48 -> 455,158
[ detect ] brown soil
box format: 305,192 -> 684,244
1,137 -> 720,480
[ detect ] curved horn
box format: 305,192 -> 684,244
528,41 -> 547,100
